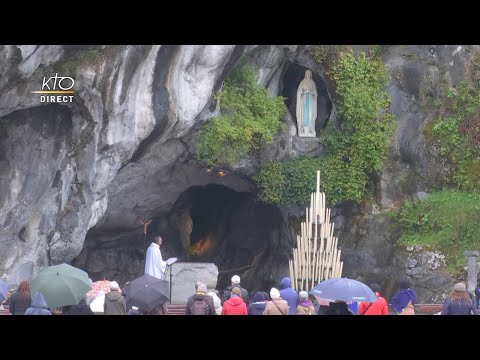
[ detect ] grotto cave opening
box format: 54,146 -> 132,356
74,183 -> 294,293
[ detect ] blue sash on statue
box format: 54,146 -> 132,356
303,92 -> 310,127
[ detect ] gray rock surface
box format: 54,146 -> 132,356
0,45 -> 321,289
169,262 -> 218,304
1,44 -> 478,302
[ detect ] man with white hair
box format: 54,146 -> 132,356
104,281 -> 126,315
185,283 -> 216,315
145,236 -> 167,279
221,275 -> 249,305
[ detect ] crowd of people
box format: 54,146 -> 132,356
1,274 -> 479,315
1,234 -> 478,316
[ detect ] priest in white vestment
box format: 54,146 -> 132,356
145,236 -> 167,279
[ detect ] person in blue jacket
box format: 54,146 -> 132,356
279,277 -> 298,315
24,292 -> 51,315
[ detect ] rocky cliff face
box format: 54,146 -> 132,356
0,45 -> 476,300
330,45 -> 480,302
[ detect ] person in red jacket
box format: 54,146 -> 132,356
358,283 -> 389,315
222,287 -> 247,315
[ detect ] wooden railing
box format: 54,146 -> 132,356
387,304 -> 443,315
414,304 -> 443,314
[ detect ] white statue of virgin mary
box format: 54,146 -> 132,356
296,69 -> 317,137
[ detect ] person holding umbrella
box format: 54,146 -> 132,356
126,274 -> 170,314
391,278 -> 416,315
325,301 -> 354,315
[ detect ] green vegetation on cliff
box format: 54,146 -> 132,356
396,191 -> 480,273
256,50 -> 396,205
197,63 -> 286,167
428,79 -> 480,190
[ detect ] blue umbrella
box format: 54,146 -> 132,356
309,278 -> 377,303
0,279 -> 8,303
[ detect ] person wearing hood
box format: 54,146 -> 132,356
279,277 -> 298,315
104,281 -> 126,315
24,292 -> 51,315
222,287 -> 247,315
248,291 -> 267,315
296,291 -> 315,315
391,278 -> 416,315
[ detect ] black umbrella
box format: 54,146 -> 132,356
126,274 -> 170,312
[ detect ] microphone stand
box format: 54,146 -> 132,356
163,259 -> 178,305
163,263 -> 173,304
169,264 -> 173,304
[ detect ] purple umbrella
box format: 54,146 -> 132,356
309,278 -> 377,303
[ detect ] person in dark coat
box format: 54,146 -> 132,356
221,275 -> 249,305
24,292 -> 51,315
441,283 -> 477,315
248,291 -> 267,315
2,285 -> 16,309
325,301 -> 354,315
278,277 -> 298,315
141,303 -> 167,315
475,282 -> 480,309
9,281 -> 31,315
104,281 -> 126,315
317,304 -> 329,315
185,283 -> 216,315
64,298 -> 94,315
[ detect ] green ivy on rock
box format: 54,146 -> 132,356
256,49 -> 396,205
197,63 -> 286,167
395,191 -> 480,274
430,80 -> 480,190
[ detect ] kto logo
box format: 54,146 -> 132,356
32,73 -> 75,103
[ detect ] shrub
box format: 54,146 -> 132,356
197,63 -> 286,167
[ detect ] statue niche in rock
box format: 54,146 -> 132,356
296,69 -> 317,137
